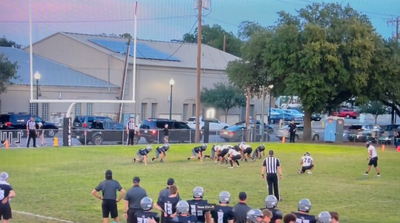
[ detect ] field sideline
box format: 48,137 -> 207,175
1,143 -> 400,223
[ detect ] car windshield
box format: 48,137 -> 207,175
226,126 -> 243,130
187,118 -> 195,121
291,110 -> 302,114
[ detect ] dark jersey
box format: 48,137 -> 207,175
257,146 -> 265,152
157,146 -> 168,153
263,208 -> 282,223
187,199 -> 209,222
138,148 -> 151,156
193,146 -> 203,153
233,145 -> 240,151
211,205 -> 234,223
293,212 -> 317,223
172,215 -> 198,223
220,148 -> 229,156
0,182 -> 13,205
157,196 -> 180,221
135,211 -> 160,223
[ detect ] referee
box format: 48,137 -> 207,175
261,150 -> 283,201
26,116 -> 37,148
126,117 -> 136,145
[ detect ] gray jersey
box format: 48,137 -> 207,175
233,203 -> 251,223
124,185 -> 147,210
94,179 -> 123,200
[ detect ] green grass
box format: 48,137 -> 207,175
1,143 -> 399,223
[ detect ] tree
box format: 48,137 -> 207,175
359,101 -> 387,124
0,37 -> 21,48
0,53 -> 19,93
200,82 -> 246,122
182,24 -> 242,57
237,21 -> 266,41
262,3 -> 379,141
120,33 -> 132,39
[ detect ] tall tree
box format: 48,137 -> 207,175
263,3 -> 379,141
120,33 -> 132,39
182,24 -> 242,56
0,37 -> 21,49
237,21 -> 266,41
200,82 -> 246,122
0,54 -> 19,93
359,101 -> 387,125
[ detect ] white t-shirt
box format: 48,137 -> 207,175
221,145 -> 232,150
368,145 -> 378,158
240,144 -> 251,151
228,149 -> 240,156
301,156 -> 313,167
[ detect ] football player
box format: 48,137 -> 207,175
135,197 -> 160,223
252,144 -> 266,161
187,144 -> 207,161
172,201 -> 197,223
211,191 -> 234,223
187,187 -> 211,223
154,185 -> 180,223
151,144 -> 170,163
283,213 -> 296,223
204,145 -> 217,160
216,145 -> 231,164
298,152 -> 314,174
293,199 -> 316,223
364,141 -> 380,177
133,145 -> 152,165
329,212 -> 339,223
228,147 -> 242,168
317,211 -> 332,223
238,142 -> 253,162
263,195 -> 282,223
247,209 -> 272,223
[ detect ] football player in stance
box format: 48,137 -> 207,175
135,197 -> 160,223
252,144 -> 266,161
228,147 -> 242,168
204,145 -> 217,160
298,152 -> 314,174
172,201 -> 197,223
133,145 -> 152,165
216,145 -> 231,164
152,144 -> 170,163
187,144 -> 207,161
211,191 -> 234,223
316,211 -> 332,223
293,199 -> 316,223
263,195 -> 282,223
187,187 -> 211,223
247,209 -> 272,223
238,142 -> 253,162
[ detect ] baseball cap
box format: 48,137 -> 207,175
0,172 -> 8,181
105,170 -> 112,176
167,178 -> 175,185
133,176 -> 141,183
269,150 -> 274,155
239,192 -> 247,200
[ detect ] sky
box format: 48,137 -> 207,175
0,0 -> 399,47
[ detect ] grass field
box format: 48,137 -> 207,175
1,143 -> 399,223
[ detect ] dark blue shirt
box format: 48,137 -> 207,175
157,196 -> 180,221
293,212 -> 316,223
138,148 -> 151,156
135,211 -> 160,223
0,181 -> 13,206
211,205 -> 234,223
187,199 -> 209,223
172,215 -> 197,223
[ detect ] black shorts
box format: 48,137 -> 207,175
231,154 -> 241,161
219,150 -> 228,157
102,199 -> 118,218
128,209 -> 138,223
244,147 -> 252,155
368,157 -> 378,167
301,165 -> 314,173
0,203 -> 12,220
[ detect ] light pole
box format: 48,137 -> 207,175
34,71 -> 41,116
169,78 -> 175,120
267,85 -> 274,124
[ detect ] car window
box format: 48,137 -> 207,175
92,122 -> 103,129
140,124 -> 150,129
115,123 -> 124,130
34,117 -> 43,122
349,125 -> 363,130
297,126 -> 304,131
87,117 -> 94,122
213,118 -> 219,123
187,118 -> 195,121
226,126 -> 243,131
0,115 -> 10,122
156,121 -> 168,129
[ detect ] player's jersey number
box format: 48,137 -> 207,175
217,211 -> 224,223
190,205 -> 203,216
303,158 -> 312,164
165,203 -> 173,215
137,217 -> 150,223
296,219 -> 310,223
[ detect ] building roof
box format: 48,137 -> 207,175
0,47 -> 118,88
35,32 -> 241,70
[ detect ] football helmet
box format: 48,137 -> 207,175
246,209 -> 263,223
265,195 -> 278,208
298,198 -> 312,212
202,143 -> 207,149
193,186 -> 204,198
317,211 -> 332,223
176,200 -> 190,214
218,191 -> 231,204
260,144 -> 265,149
146,145 -> 152,152
140,197 -> 153,211
304,152 -> 310,156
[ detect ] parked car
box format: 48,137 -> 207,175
220,125 -> 270,142
347,124 -> 384,142
140,118 -> 200,143
379,124 -> 400,144
186,116 -> 229,131
73,120 -> 140,145
275,125 -> 320,141
287,109 -> 304,116
311,113 -> 322,121
269,108 -> 281,116
332,108 -> 359,119
73,115 -> 114,128
233,120 -> 274,134
0,113 -> 58,137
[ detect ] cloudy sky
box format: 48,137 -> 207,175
1,0 -> 399,47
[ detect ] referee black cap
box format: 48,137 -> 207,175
105,170 -> 112,178
269,150 -> 274,155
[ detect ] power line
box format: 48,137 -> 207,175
387,17 -> 400,40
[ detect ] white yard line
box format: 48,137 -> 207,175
14,210 -> 80,223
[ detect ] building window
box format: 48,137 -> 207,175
192,104 -> 196,116
151,103 -> 157,118
41,103 -> 49,121
75,103 -> 82,116
141,103 -> 148,121
183,104 -> 189,121
250,104 -> 255,118
86,103 -> 93,115
29,103 -> 38,116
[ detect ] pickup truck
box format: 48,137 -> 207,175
332,109 -> 359,119
73,121 -> 140,145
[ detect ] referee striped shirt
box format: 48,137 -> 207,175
26,120 -> 36,130
262,157 -> 280,174
127,121 -> 135,130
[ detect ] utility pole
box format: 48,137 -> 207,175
387,17 -> 400,124
223,34 -> 226,52
245,87 -> 251,142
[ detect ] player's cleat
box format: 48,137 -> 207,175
186,158 -> 190,160
228,166 -> 233,169
132,158 -> 136,163
377,174 -> 381,177
244,159 -> 248,162
161,160 -> 164,163
197,157 -> 200,159
308,171 -> 312,174
151,158 -> 155,162
363,173 -> 368,176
